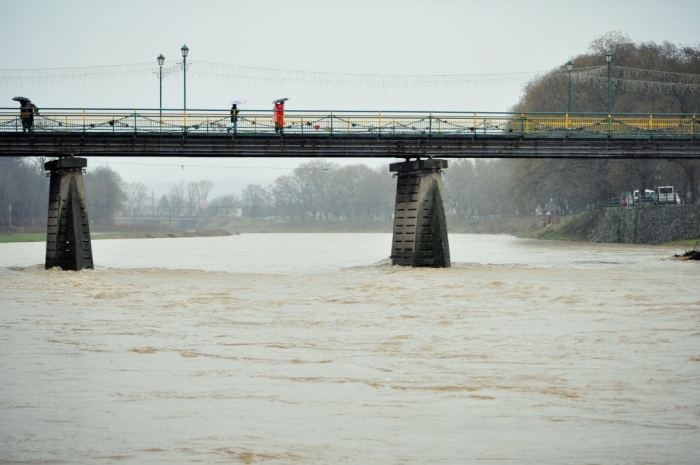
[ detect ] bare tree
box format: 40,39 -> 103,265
242,184 -> 272,218
168,180 -> 186,216
127,182 -> 149,214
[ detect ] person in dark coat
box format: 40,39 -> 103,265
19,101 -> 38,132
230,103 -> 239,133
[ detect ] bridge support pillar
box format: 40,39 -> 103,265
44,157 -> 94,271
390,159 -> 450,267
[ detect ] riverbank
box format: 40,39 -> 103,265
0,229 -> 232,243
2,211 -> 699,248
204,216 -> 551,236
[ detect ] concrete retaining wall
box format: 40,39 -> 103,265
588,204 -> 700,244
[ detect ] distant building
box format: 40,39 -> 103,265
544,200 -> 561,216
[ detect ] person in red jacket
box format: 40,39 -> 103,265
273,101 -> 285,134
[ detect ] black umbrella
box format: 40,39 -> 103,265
12,96 -> 31,103
272,98 -> 288,104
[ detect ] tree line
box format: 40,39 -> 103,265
0,149 -> 553,230
0,156 -> 518,230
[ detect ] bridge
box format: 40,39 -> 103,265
1,108 -> 698,158
2,108 -> 699,271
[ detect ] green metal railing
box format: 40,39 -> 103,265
1,108 -> 697,138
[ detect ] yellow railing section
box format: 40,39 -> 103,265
0,110 -> 697,137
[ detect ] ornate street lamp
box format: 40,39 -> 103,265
566,60 -> 573,114
157,54 -> 165,128
605,50 -> 613,114
181,45 -> 189,114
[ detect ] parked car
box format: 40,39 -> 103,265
633,189 -> 656,204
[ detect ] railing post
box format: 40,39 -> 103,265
134,110 -> 137,135
378,112 -> 382,136
330,111 -> 333,134
693,115 -> 696,139
521,113 -> 525,136
429,112 -> 432,136
82,109 -> 86,133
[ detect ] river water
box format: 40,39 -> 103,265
1,234 -> 698,464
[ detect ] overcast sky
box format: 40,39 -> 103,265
2,0 -> 699,198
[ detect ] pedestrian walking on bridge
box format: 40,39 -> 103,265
230,103 -> 239,133
273,98 -> 287,134
229,99 -> 246,133
13,96 -> 38,132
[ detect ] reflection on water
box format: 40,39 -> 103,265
1,234 -> 698,463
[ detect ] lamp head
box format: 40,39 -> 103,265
181,45 -> 189,58
566,60 -> 573,72
605,50 -> 612,63
157,54 -> 165,66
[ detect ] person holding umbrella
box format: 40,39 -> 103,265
273,98 -> 288,134
13,96 -> 38,132
230,99 -> 246,133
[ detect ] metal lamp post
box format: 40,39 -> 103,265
566,60 -> 573,114
605,50 -> 613,114
157,54 -> 165,130
181,45 -> 189,114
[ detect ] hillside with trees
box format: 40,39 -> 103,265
509,31 -> 700,215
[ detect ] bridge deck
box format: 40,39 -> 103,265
1,109 -> 698,158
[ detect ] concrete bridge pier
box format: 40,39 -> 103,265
390,159 -> 450,267
44,157 -> 94,271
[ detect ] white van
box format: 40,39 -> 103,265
657,186 -> 681,205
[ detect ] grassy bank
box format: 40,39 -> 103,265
0,229 -> 231,243
0,233 -> 47,243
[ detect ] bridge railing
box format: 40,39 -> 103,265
1,109 -> 697,138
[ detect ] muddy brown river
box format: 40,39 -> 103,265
1,234 -> 698,463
